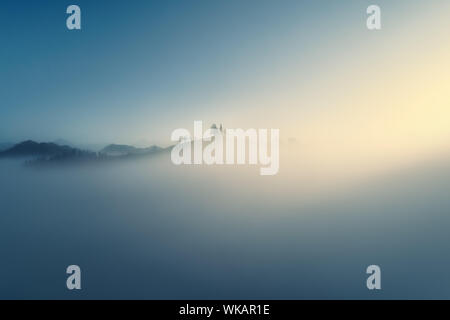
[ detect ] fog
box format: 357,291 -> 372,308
1,151 -> 450,299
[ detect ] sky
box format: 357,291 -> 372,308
1,0 -> 450,173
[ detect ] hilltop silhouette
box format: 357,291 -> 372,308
0,140 -> 170,166
0,140 -> 78,157
100,144 -> 163,157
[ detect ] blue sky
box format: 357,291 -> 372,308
0,0 -> 418,146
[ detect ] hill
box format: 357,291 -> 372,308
100,144 -> 163,157
0,140 -> 76,157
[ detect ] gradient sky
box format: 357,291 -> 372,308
1,0 -> 449,157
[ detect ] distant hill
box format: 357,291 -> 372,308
100,144 -> 163,157
0,140 -> 169,165
0,140 -> 77,157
